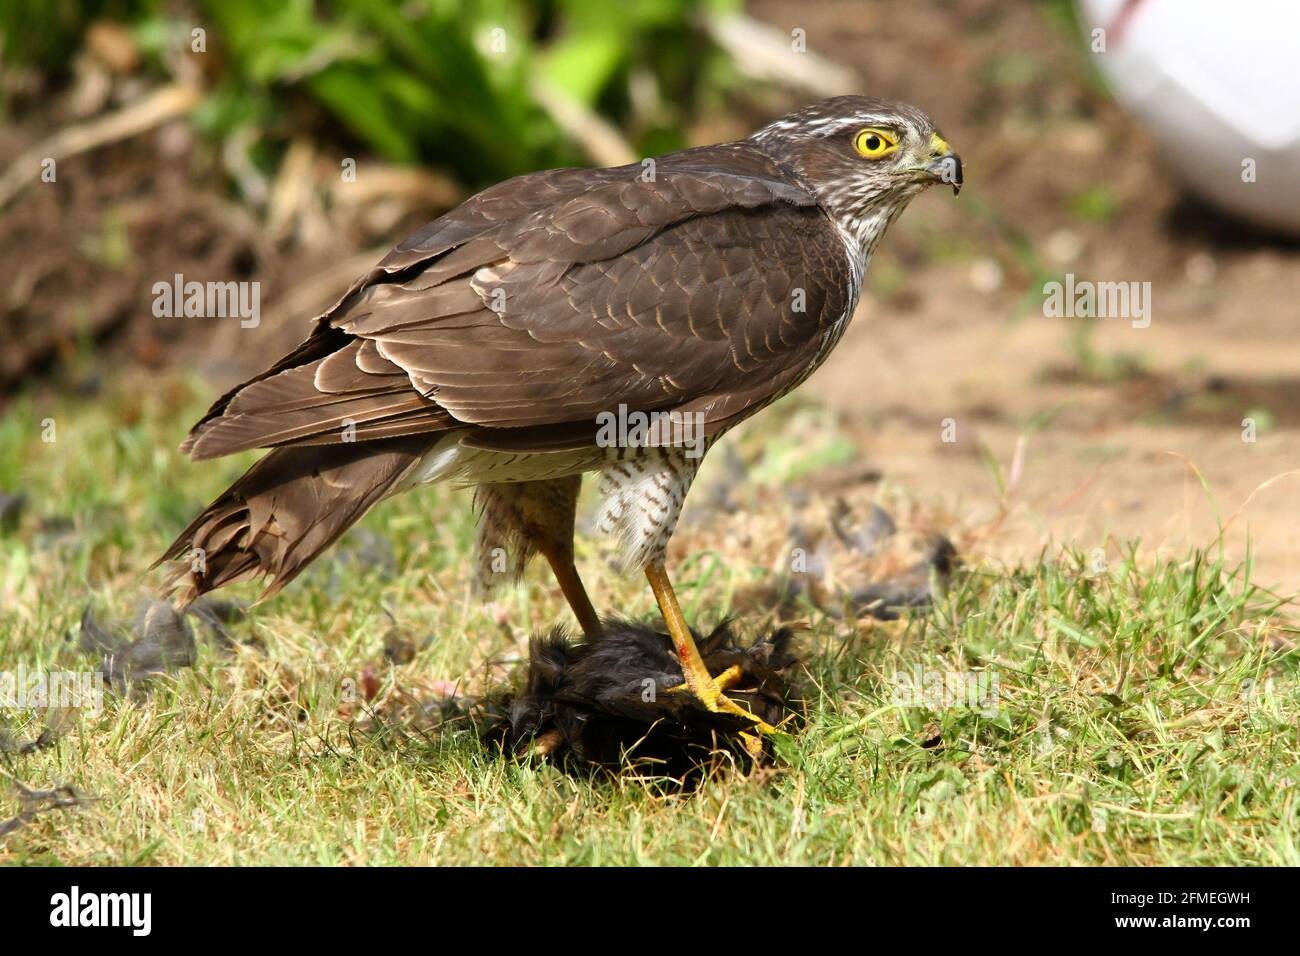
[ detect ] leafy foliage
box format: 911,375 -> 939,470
3,0 -> 742,187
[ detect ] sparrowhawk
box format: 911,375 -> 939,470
158,95 -> 962,738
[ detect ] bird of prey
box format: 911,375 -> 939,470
158,95 -> 961,736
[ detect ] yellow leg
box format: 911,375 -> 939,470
645,562 -> 775,738
539,543 -> 602,639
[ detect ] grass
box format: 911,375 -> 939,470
1,375 -> 1298,865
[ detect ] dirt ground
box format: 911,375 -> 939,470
5,0 -> 1299,591
751,0 -> 1300,593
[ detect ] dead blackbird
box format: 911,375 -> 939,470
480,618 -> 800,777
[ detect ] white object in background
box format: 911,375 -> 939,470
1076,0 -> 1300,235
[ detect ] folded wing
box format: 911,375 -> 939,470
182,145 -> 849,460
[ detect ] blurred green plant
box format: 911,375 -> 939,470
1068,185 -> 1118,223
0,0 -> 155,79
3,0 -> 742,189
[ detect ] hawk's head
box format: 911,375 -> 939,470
751,95 -> 961,248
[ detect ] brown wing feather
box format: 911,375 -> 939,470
180,143 -> 849,460
178,165 -> 610,458
357,202 -> 847,437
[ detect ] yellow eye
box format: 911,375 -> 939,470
853,127 -> 898,159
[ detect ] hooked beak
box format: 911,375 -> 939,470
925,132 -> 962,195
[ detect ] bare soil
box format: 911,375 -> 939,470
752,0 -> 1300,593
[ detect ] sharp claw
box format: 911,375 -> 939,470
716,695 -> 776,735
669,674 -> 776,735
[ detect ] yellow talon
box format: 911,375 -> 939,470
646,562 -> 777,740
667,664 -> 744,696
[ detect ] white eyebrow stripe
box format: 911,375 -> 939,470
756,113 -> 907,140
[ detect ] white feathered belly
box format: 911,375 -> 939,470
399,433 -> 701,569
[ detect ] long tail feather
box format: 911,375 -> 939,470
155,436 -> 434,605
